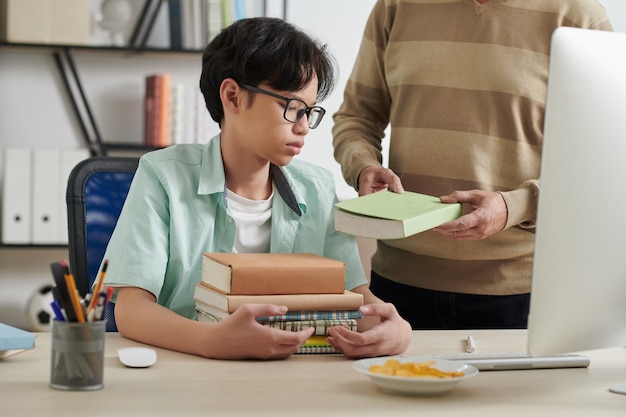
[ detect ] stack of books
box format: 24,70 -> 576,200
193,252 -> 364,354
143,73 -> 213,148
168,0 -> 266,50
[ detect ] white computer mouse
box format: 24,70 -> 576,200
117,347 -> 157,368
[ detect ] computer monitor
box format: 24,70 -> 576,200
526,27 -> 626,395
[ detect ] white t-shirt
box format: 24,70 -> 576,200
226,186 -> 273,253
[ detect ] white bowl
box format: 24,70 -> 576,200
352,355 -> 478,396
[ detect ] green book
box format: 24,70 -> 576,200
334,191 -> 462,240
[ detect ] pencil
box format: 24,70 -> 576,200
60,260 -> 85,323
87,259 -> 108,314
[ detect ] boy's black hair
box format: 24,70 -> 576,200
199,17 -> 337,126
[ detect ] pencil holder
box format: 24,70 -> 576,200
49,320 -> 106,391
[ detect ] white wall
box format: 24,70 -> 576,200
287,0 -> 377,201
0,0 -> 624,329
600,0 -> 626,32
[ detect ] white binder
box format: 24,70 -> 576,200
31,149 -> 61,244
1,149 -> 33,244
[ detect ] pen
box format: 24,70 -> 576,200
50,299 -> 66,321
105,285 -> 114,304
50,262 -> 78,322
466,335 -> 476,353
93,291 -> 108,322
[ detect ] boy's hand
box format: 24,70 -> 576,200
325,303 -> 411,358
210,304 -> 314,360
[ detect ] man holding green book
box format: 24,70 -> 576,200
332,0 -> 612,329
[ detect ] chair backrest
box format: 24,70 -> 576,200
66,156 -> 139,331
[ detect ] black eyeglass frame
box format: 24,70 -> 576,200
241,84 -> 326,129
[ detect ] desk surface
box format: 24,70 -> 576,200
1,330 -> 625,416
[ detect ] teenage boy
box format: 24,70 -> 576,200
102,17 -> 411,360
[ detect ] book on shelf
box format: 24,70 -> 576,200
206,0 -> 223,42
193,284 -> 363,313
169,83 -> 187,145
195,300 -> 363,322
201,252 -> 345,295
144,73 -> 171,148
168,83 -> 215,146
0,322 -> 35,360
334,190 -> 462,240
168,0 -> 183,49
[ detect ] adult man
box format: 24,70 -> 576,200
332,0 -> 612,329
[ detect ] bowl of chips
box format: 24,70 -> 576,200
352,355 -> 478,396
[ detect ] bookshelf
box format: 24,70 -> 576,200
1,42 -> 202,157
0,1 -> 284,255
0,0 -> 287,156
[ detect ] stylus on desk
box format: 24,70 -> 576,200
466,336 -> 476,353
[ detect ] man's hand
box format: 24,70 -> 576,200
357,166 -> 404,196
434,190 -> 507,240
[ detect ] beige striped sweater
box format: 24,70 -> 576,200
332,0 -> 612,295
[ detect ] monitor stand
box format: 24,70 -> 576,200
609,383 -> 626,395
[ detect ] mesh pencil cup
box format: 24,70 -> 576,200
49,319 -> 106,391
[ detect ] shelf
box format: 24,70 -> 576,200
0,41 -> 204,55
1,0 -> 287,158
0,43 -> 182,157
0,0 -> 196,157
106,143 -> 161,152
0,244 -> 68,249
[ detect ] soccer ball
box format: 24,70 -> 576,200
26,285 -> 55,332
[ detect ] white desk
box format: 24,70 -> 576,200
1,330 -> 625,416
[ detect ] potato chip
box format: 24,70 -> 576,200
368,359 -> 464,378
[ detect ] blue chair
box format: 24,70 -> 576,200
66,156 -> 139,331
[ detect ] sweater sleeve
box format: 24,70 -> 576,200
499,2 -> 612,230
499,179 -> 539,230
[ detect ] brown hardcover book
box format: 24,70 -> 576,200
193,284 -> 363,313
201,252 -> 345,295
156,74 -> 171,147
143,75 -> 157,146
143,74 -> 171,147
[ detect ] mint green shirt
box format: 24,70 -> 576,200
102,135 -> 367,319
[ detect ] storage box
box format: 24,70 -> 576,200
0,0 -> 49,43
0,0 -> 90,45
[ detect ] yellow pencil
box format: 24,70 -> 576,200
61,260 -> 85,323
87,259 -> 109,315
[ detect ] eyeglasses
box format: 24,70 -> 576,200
241,84 -> 326,129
